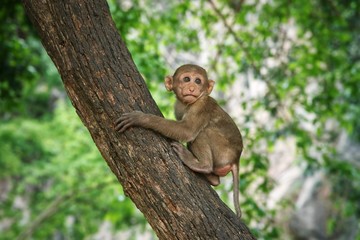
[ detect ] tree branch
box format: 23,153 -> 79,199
207,0 -> 260,74
22,0 -> 256,239
207,0 -> 290,121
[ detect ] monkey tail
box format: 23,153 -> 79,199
232,163 -> 242,218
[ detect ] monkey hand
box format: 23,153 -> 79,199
115,111 -> 146,133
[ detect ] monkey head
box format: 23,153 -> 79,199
165,64 -> 215,105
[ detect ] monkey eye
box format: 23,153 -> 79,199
183,77 -> 190,82
195,78 -> 202,84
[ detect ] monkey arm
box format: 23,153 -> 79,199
115,111 -> 204,142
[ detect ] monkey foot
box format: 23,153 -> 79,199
205,174 -> 220,186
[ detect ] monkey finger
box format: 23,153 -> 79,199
115,117 -> 135,130
116,124 -> 130,133
115,120 -> 132,132
170,142 -> 181,148
114,123 -> 124,132
171,142 -> 185,154
115,118 -> 124,126
115,115 -> 130,125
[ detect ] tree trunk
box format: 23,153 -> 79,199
22,0 -> 256,239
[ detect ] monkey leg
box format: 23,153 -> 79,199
172,142 -> 219,185
171,142 -> 213,174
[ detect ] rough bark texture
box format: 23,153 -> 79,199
23,0 -> 256,239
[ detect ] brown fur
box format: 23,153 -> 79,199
115,64 -> 243,217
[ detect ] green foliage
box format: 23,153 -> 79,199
0,1 -> 63,117
0,102 -> 145,239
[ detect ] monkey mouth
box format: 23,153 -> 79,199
184,94 -> 198,98
182,94 -> 199,104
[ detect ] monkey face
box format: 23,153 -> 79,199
174,72 -> 208,104
165,64 -> 215,105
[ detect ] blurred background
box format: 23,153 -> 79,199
1,0 -> 359,239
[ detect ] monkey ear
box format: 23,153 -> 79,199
207,80 -> 215,94
164,76 -> 174,91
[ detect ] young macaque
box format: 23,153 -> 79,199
115,64 -> 243,217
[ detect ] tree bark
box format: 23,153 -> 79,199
22,0 -> 256,239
